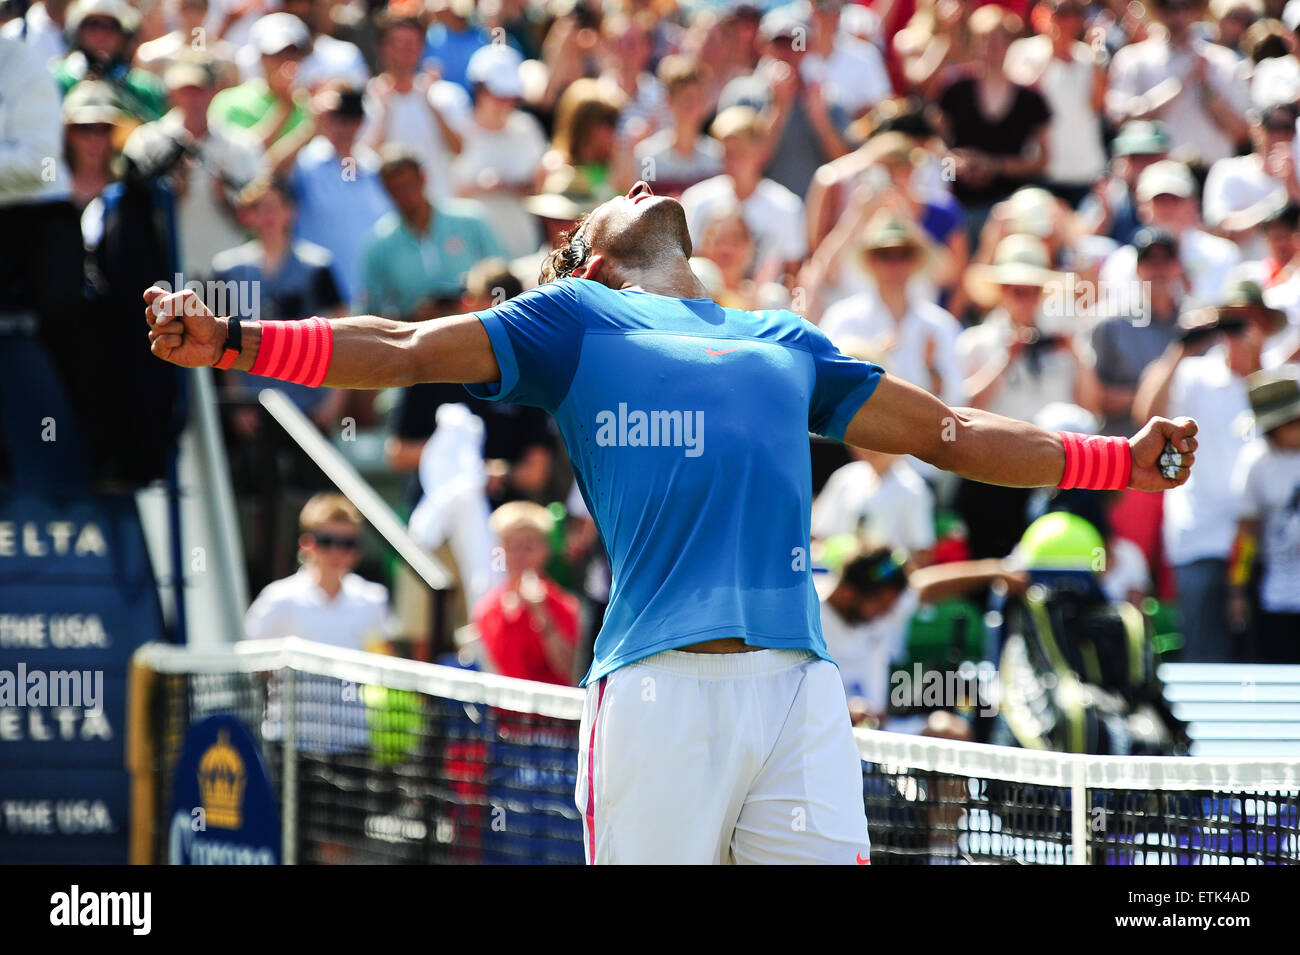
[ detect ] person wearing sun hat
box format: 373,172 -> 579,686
955,234 -> 1103,560
53,0 -> 167,123
819,211 -> 964,406
1230,364 -> 1300,661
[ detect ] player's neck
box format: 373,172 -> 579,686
617,258 -> 711,300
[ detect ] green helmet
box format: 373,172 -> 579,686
1016,512 -> 1105,573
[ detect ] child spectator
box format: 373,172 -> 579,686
1231,365 -> 1300,661
473,502 -> 579,685
245,493 -> 396,651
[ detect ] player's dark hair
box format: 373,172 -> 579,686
540,214 -> 593,284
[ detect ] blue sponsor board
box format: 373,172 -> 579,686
168,715 -> 281,865
0,768 -> 131,864
0,490 -> 166,863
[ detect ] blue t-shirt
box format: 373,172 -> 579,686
467,278 -> 883,685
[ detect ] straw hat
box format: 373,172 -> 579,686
964,234 -> 1065,309
857,211 -> 933,273
523,167 -> 602,223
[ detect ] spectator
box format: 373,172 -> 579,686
718,4 -> 851,198
934,4 -> 1051,239
1079,119 -> 1172,246
1202,101 -> 1296,258
818,212 -> 964,405
692,205 -> 761,309
359,9 -> 469,200
213,175 -> 346,428
235,0 -> 369,91
245,492 -> 395,651
1257,200 -> 1300,288
537,76 -> 629,205
597,12 -> 667,140
276,84 -> 394,305
1245,10 -> 1300,109
1,0 -> 70,68
681,106 -> 807,281
1089,227 -> 1188,436
633,55 -> 721,198
1099,159 -> 1241,304
1134,290 -> 1281,660
1106,0 -> 1249,167
122,51 -> 263,278
362,145 -> 505,321
812,447 -> 936,565
803,0 -> 892,121
422,0 -> 499,92
452,43 -> 548,259
61,80 -> 125,211
1004,0 -> 1108,208
54,0 -> 167,122
960,234 -> 1101,422
208,12 -> 312,148
473,501 -> 579,685
818,546 -> 917,730
1231,364 -> 1300,661
135,0 -> 235,79
956,234 -> 1101,558
805,128 -> 967,303
1209,0 -> 1262,56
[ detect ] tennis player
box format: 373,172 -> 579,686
144,180 -> 1197,865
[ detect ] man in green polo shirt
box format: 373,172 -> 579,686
208,12 -> 312,149
361,146 -> 505,321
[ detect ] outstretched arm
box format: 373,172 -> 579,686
143,287 -> 500,388
844,374 -> 1198,493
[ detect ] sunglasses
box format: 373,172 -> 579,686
1217,318 -> 1249,336
1005,284 -> 1043,298
82,17 -> 124,31
70,123 -> 114,135
311,533 -> 359,551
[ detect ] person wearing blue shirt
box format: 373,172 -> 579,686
361,145 -> 505,320
421,0 -> 511,92
144,180 -> 1200,866
285,87 -> 395,306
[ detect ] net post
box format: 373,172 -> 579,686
1070,757 -> 1087,865
282,665 -> 298,866
126,655 -> 159,864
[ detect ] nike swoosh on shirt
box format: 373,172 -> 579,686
855,852 -> 871,865
705,347 -> 741,356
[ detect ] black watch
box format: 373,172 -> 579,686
213,315 -> 242,370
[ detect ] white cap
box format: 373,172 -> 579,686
251,12 -> 311,56
1284,0 -> 1300,31
466,43 -> 524,99
1135,160 -> 1196,203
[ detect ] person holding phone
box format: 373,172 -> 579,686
1134,283 -> 1283,661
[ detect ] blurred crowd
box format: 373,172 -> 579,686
5,0 -> 1300,716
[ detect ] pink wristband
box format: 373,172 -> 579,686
1057,431 -> 1131,490
249,317 -> 334,388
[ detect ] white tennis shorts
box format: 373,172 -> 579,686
575,647 -> 871,864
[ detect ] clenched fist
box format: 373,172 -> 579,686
1129,416 -> 1198,492
143,286 -> 224,368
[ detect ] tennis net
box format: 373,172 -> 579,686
130,639 -> 1300,865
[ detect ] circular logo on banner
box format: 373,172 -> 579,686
167,714 -> 280,865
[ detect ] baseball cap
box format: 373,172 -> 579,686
164,51 -> 219,91
758,7 -> 808,42
1135,160 -> 1196,202
61,80 -> 125,125
66,0 -> 140,36
1111,120 -> 1170,157
466,43 -> 524,99
251,12 -> 311,56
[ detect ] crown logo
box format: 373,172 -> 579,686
197,729 -> 246,829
